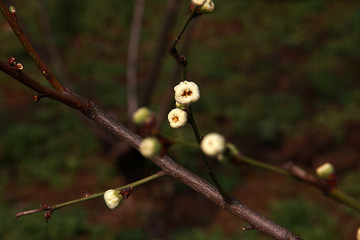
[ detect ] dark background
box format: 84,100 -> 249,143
0,0 -> 359,239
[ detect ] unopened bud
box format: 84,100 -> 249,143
200,0 -> 214,14
132,107 -> 152,125
316,162 -> 335,180
201,133 -> 226,157
191,0 -> 206,6
9,6 -> 16,15
139,137 -> 162,158
15,62 -> 23,71
103,189 -> 123,209
357,227 -> 360,240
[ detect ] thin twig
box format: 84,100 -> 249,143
187,106 -> 229,201
0,1 -> 66,92
232,154 -> 360,212
15,171 -> 165,219
0,4 -> 304,239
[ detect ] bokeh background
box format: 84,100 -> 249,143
0,0 -> 359,239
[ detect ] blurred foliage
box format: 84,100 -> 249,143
0,0 -> 359,239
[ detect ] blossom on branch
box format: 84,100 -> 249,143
139,137 -> 162,158
201,133 -> 226,157
103,189 -> 123,209
168,108 -> 188,128
174,80 -> 200,105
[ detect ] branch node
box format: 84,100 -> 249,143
120,186 -> 133,200
33,94 -> 45,102
242,225 -> 255,231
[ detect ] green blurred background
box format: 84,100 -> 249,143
0,0 -> 359,239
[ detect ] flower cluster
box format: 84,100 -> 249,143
167,80 -> 200,129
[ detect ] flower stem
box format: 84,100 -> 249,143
187,106 -> 229,200
16,171 -> 165,219
170,7 -> 198,49
54,171 -> 165,210
231,153 -> 360,213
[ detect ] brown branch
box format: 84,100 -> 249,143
0,2 -> 303,238
0,1 -> 66,92
0,60 -> 91,115
0,64 -> 302,239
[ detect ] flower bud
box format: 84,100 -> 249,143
357,227 -> 360,240
200,0 -> 214,14
174,80 -> 200,105
9,6 -> 16,15
139,137 -> 162,158
103,189 -> 123,209
15,62 -> 24,71
201,133 -> 226,157
168,108 -> 188,128
8,56 -> 16,66
132,107 -> 152,125
191,0 -> 206,6
316,162 -> 335,180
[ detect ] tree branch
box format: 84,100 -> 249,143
0,2 -> 66,92
0,63 -> 301,239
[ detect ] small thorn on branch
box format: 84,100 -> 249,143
33,94 -> 45,102
242,225 -> 255,231
120,187 -> 133,199
180,56 -> 188,66
15,204 -> 53,219
8,56 -> 16,66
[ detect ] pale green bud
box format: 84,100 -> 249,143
316,162 -> 335,179
103,189 -> 123,209
132,107 -> 152,125
139,137 -> 162,158
200,0 -> 214,14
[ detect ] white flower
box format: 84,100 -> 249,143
201,133 -> 226,157
103,189 -> 122,209
168,108 -> 187,128
200,0 -> 215,14
174,81 -> 200,105
316,162 -> 335,180
191,0 -> 206,6
132,107 -> 152,125
139,137 -> 162,158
